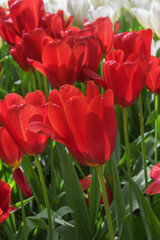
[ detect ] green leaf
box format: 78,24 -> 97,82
21,157 -> 45,209
89,168 -> 100,236
121,166 -> 160,239
56,143 -> 91,240
56,221 -> 75,240
111,154 -> 133,240
15,196 -> 34,208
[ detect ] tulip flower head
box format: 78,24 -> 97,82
145,55 -> 160,94
28,38 -> 86,88
0,90 -> 48,156
145,163 -> 160,195
80,174 -> 113,205
29,81 -> 117,166
85,29 -> 152,108
129,0 -> 160,38
0,127 -> 32,197
0,179 -> 16,224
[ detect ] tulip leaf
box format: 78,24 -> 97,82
111,154 -> 133,240
89,168 -> 101,235
0,223 -> 16,240
21,157 -> 45,208
56,222 -> 75,240
56,143 -> 91,240
121,166 -> 160,239
15,196 -> 34,208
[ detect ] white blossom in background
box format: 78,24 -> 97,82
88,5 -> 121,24
88,0 -> 122,24
0,0 -> 8,8
44,0 -> 70,20
128,0 -> 160,38
151,38 -> 160,56
67,0 -> 91,27
123,0 -> 151,10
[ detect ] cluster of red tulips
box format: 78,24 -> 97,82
1,0 -> 160,239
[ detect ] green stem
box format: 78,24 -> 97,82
155,94 -> 159,162
35,71 -> 42,90
96,165 -> 114,240
34,155 -> 53,240
43,75 -> 49,99
123,108 -> 131,176
29,71 -> 36,91
68,154 -> 80,240
100,58 -> 105,95
122,108 -> 133,223
138,94 -> 148,188
18,187 -> 27,240
80,82 -> 87,96
50,143 -> 54,208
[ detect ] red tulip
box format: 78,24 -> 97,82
28,81 -> 117,166
8,0 -> 44,36
145,163 -> 160,195
0,179 -> 16,224
0,90 -> 48,156
0,127 -> 23,167
0,127 -> 33,197
10,28 -> 48,71
84,17 -> 119,57
10,36 -> 32,71
85,49 -> 146,108
40,10 -> 74,39
13,167 -> 33,197
22,28 -> 47,62
145,55 -> 160,94
76,35 -> 101,82
28,38 -> 85,89
80,174 -> 113,205
114,29 -> 152,62
0,9 -> 17,45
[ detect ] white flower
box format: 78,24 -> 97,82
88,5 -> 121,24
129,0 -> 160,38
67,0 -> 90,27
123,0 -> 151,10
0,0 -> 8,8
88,0 -> 122,24
44,0 -> 70,20
151,38 -> 160,56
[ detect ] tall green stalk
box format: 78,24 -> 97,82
138,94 -> 148,188
155,94 -> 159,162
18,187 -> 27,240
29,71 -> 36,91
34,155 -> 53,240
96,165 -> 114,240
122,108 -> 133,225
100,58 -> 105,95
35,70 -> 42,90
43,76 -> 49,99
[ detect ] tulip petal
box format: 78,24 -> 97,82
86,81 -> 100,103
60,84 -> 85,103
25,90 -> 46,106
13,167 -> 33,197
86,95 -> 106,165
65,96 -> 88,153
0,179 -> 11,212
150,163 -> 160,180
103,89 -> 117,155
48,103 -> 76,148
145,180 -> 160,195
27,58 -> 47,77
